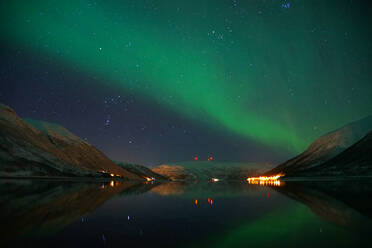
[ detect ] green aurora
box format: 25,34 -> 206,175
2,0 -> 372,153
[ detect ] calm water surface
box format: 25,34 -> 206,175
1,179 -> 371,247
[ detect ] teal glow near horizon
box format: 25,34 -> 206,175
2,0 -> 372,153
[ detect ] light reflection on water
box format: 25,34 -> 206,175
193,197 -> 214,207
0,179 -> 371,248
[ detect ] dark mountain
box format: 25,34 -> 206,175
296,131 -> 372,176
264,115 -> 372,176
0,103 -> 142,179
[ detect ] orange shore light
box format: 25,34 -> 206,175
246,174 -> 284,187
145,177 -> 154,182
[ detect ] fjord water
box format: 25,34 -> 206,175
1,180 -> 371,248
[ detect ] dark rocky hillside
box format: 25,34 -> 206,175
295,131 -> 372,176
264,115 -> 372,176
0,103 -> 142,179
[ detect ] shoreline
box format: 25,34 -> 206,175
1,175 -> 372,183
281,175 -> 372,182
0,176 -> 145,182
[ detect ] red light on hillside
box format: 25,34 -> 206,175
208,156 -> 213,161
194,156 -> 198,161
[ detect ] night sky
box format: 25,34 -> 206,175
1,0 -> 372,166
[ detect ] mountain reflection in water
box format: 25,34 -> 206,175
274,180 -> 372,227
0,179 -> 371,248
0,180 -> 150,244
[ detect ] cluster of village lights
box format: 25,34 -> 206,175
246,174 -> 284,187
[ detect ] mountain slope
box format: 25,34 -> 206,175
264,115 -> 372,176
0,103 -> 142,179
297,131 -> 372,176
